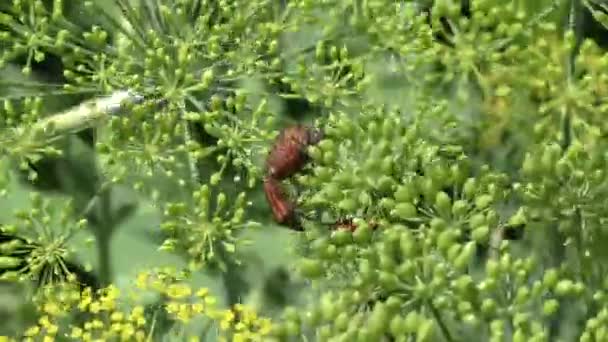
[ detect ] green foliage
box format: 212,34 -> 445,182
2,0 -> 608,341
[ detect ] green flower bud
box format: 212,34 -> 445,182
0,256 -> 21,268
430,218 -> 447,231
338,198 -> 357,212
486,259 -> 500,278
394,184 -> 416,203
334,312 -> 349,332
359,259 -> 376,282
308,145 -> 322,161
436,229 -> 457,253
452,200 -> 469,217
332,230 -> 352,246
420,177 -> 438,202
368,302 -> 389,336
298,258 -> 324,279
543,268 -> 559,289
472,225 -> 490,244
454,242 -> 476,270
315,40 -> 325,61
481,298 -> 497,317
508,207 -> 527,227
356,327 -> 372,342
389,315 -> 406,337
400,229 -> 417,257
554,279 -> 574,296
334,173 -> 355,187
447,243 -> 462,261
404,311 -> 419,333
469,213 -> 486,229
320,293 -> 337,321
522,153 -> 538,177
380,197 -> 396,211
353,222 -> 372,244
416,319 -> 435,342
379,271 -> 400,290
463,178 -> 477,198
543,299 -> 559,316
515,286 -> 530,305
513,328 -> 526,342
435,191 -> 452,217
475,194 -> 493,210
323,182 -> 343,202
391,203 -> 417,219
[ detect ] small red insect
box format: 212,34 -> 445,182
333,217 -> 379,232
266,125 -> 323,180
263,177 -> 301,230
263,124 -> 323,230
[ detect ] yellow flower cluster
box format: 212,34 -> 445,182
22,282 -> 148,341
218,304 -> 273,342
137,268 -> 273,341
19,268 -> 273,341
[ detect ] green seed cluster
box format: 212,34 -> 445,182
0,190 -> 85,285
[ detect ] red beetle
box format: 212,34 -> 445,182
263,177 -> 302,230
266,125 -> 323,180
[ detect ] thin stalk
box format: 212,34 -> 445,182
96,231 -> 112,287
428,300 -> 454,342
550,0 -> 584,340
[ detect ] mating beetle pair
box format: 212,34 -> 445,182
263,125 -> 323,230
263,125 -> 378,233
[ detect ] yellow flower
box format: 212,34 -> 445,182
204,296 -> 217,306
129,305 -> 145,320
192,302 -> 204,314
70,327 -> 83,338
89,302 -> 101,314
235,322 -> 247,331
111,311 -> 125,322
177,304 -> 192,322
23,326 -> 40,337
91,319 -> 104,329
128,306 -> 146,327
134,330 -> 146,342
92,285 -> 120,311
43,302 -> 61,316
120,323 -> 135,341
166,283 -> 192,299
46,323 -> 59,335
135,271 -> 150,289
38,315 -> 52,328
220,310 -> 235,331
166,301 -> 179,314
258,318 -> 272,335
111,322 -> 123,333
233,333 -> 246,342
195,287 -> 209,298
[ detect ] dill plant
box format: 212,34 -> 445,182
0,0 -> 608,341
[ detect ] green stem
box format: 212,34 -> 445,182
550,1 -> 584,340
95,185 -> 115,287
428,300 -> 454,342
215,243 -> 249,306
561,0 -> 583,151
96,233 -> 112,287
